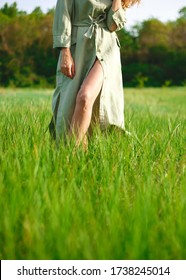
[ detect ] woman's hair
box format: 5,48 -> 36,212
121,0 -> 141,8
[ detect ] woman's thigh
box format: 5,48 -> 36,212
77,59 -> 104,104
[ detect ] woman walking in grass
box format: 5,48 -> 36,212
49,0 -> 140,148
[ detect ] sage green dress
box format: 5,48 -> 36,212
51,0 -> 126,141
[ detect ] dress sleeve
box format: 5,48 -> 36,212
52,0 -> 73,48
107,7 -> 126,32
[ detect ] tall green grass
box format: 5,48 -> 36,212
0,87 -> 185,260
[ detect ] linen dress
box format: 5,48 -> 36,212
50,0 -> 126,142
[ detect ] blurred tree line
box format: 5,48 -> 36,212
0,2 -> 186,88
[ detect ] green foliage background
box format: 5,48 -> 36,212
0,2 -> 186,88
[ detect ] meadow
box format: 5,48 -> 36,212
0,87 -> 185,260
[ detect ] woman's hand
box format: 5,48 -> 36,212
61,48 -> 75,79
112,0 -> 122,11
109,0 -> 123,32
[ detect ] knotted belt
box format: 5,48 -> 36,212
73,12 -> 107,39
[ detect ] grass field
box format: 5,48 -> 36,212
0,87 -> 185,260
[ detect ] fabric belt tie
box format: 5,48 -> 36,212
73,13 -> 107,39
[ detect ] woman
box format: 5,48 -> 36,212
49,0 -> 140,147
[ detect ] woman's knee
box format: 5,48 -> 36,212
76,87 -> 91,112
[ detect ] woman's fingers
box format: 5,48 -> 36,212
64,66 -> 75,79
71,62 -> 75,78
61,66 -> 71,78
61,63 -> 75,79
60,48 -> 75,79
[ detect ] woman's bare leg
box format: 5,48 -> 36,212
69,59 -> 104,146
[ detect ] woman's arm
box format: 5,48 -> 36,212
112,0 -> 122,12
110,0 -> 122,31
61,48 -> 75,79
53,0 -> 75,78
53,0 -> 73,48
107,0 -> 126,32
